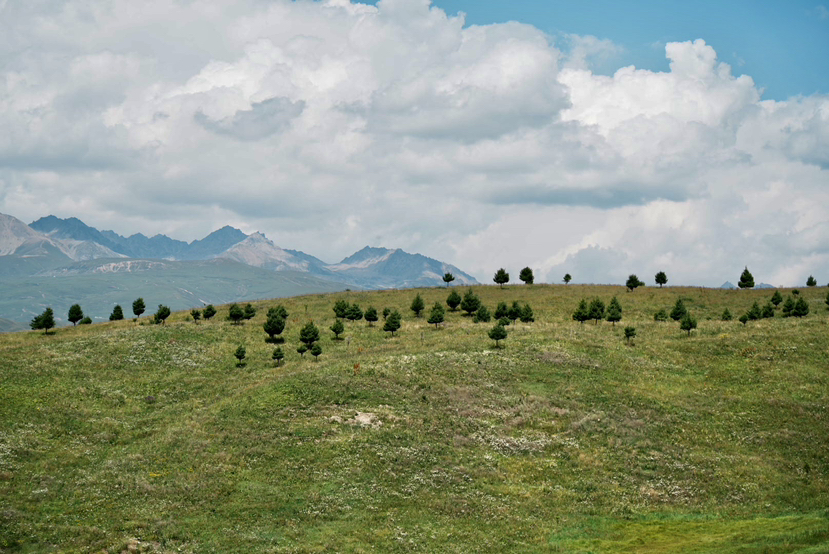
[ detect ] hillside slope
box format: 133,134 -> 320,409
1,285 -> 827,551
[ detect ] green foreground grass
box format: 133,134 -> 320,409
1,284 -> 827,553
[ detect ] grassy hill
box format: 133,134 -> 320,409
1,284 -> 827,552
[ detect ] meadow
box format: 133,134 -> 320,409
1,284 -> 827,552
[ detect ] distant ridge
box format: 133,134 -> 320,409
720,281 -> 737,289
1,213 -> 480,324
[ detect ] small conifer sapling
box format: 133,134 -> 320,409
488,323 -> 508,348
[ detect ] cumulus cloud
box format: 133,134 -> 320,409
0,0 -> 827,286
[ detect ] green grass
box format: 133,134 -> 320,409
1,284 -> 827,552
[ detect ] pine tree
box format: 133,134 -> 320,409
109,305 -> 124,321
655,271 -> 668,288
272,347 -> 284,366
442,273 -> 455,287
299,321 -> 320,347
488,323 -> 508,348
268,305 -> 288,320
507,301 -> 522,323
626,274 -> 643,292
427,302 -> 445,328
721,308 -> 732,321
132,297 -> 146,319
572,299 -> 589,324
519,303 -> 534,323
382,307 -> 391,320
79,317 -> 92,325
739,314 -> 749,325
746,302 -> 762,321
606,296 -> 622,325
30,307 -> 55,334
460,290 -> 481,316
384,310 -> 402,336
563,273 -> 572,284
311,343 -> 322,361
410,294 -> 425,317
446,290 -> 462,311
228,303 -> 244,324
264,315 -> 286,341
191,309 -> 201,323
329,319 -> 345,339
297,344 -> 308,357
770,290 -> 783,307
680,313 -> 698,335
806,275 -> 817,287
670,298 -> 687,321
153,304 -> 171,324
624,326 -> 636,344
346,304 -> 363,322
333,299 -> 350,319
243,303 -> 256,320
493,268 -> 510,288
588,298 -> 605,324
203,305 -> 217,320
793,297 -> 810,317
474,305 -> 491,323
761,303 -> 775,319
68,304 -> 84,326
364,306 -> 379,326
519,267 -> 534,285
825,290 -> 829,310
782,296 -> 795,317
738,267 -> 755,289
494,302 -> 509,320
654,309 -> 668,322
234,345 -> 246,366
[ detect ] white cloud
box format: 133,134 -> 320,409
0,1 -> 827,286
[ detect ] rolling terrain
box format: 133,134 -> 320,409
1,284 -> 827,552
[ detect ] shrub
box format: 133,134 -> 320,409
272,347 -> 284,366
203,305 -> 217,320
654,309 -> 669,322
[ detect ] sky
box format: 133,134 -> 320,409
1,0 -> 828,286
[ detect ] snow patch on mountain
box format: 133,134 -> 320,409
218,232 -> 309,271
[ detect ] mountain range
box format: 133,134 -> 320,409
0,213 -> 477,327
